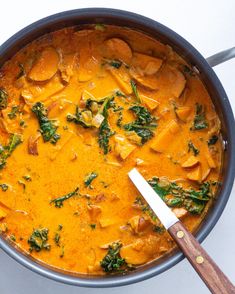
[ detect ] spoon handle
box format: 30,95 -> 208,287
168,221 -> 235,294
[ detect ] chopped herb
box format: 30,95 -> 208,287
16,63 -> 25,79
90,224 -> 96,230
60,245 -> 65,258
54,232 -> 60,246
84,172 -> 98,188
28,228 -> 50,252
54,224 -> 63,247
123,105 -> 157,144
32,102 -> 60,144
100,242 -> 127,273
188,140 -> 200,156
0,88 -> 8,110
50,187 -> 79,208
116,112 -> 123,127
152,225 -> 165,234
0,134 -> 22,169
115,90 -> 126,98
98,97 -> 115,154
130,80 -> 141,103
191,103 -> 208,131
182,64 -> 195,77
109,59 -> 122,69
58,224 -> 63,231
10,234 -> 16,241
8,105 -> 20,119
0,184 -> 8,191
133,196 -> 157,221
67,106 -> 93,128
19,120 -> 25,127
148,177 -> 213,214
23,175 -> 31,181
208,135 -> 218,146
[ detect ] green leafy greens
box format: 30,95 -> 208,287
148,177 -> 213,214
50,187 -> 79,208
208,135 -> 218,146
32,102 -> 60,144
28,228 -> 50,252
100,242 -> 127,273
0,88 -> 8,110
8,105 -> 20,119
84,172 -> 98,188
130,80 -> 141,103
98,97 -> 115,154
188,140 -> 199,156
123,105 -> 157,144
0,133 -> 22,169
191,103 -> 208,131
0,183 -> 8,192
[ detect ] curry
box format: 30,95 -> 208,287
0,25 -> 222,275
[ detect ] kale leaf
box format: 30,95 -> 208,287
100,242 -> 127,273
98,97 -> 115,154
0,184 -> 8,191
32,102 -> 60,144
130,80 -> 141,103
28,228 -> 50,252
8,105 -> 20,119
0,133 -> 22,169
191,103 -> 208,131
123,105 -> 157,144
50,187 -> 79,208
84,172 -> 98,188
188,140 -> 200,156
0,88 -> 8,110
148,177 -> 213,214
208,135 -> 218,146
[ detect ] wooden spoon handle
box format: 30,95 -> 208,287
168,221 -> 235,294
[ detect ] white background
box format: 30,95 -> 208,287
0,1 -> 234,293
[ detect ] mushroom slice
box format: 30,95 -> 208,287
103,38 -> 132,64
28,47 -> 59,82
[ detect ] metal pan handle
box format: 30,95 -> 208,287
206,47 -> 235,67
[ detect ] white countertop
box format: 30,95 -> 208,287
0,1 -> 234,293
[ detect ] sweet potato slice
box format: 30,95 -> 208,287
141,95 -> 159,111
104,38 -> 132,63
205,149 -> 216,168
0,208 -> 7,220
151,120 -> 180,153
181,156 -> 199,168
131,64 -> 186,97
120,243 -> 150,265
131,52 -> 163,75
187,165 -> 201,182
175,106 -> 191,122
108,67 -> 132,94
28,47 -> 59,82
114,135 -> 136,159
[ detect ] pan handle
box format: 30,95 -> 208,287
206,47 -> 235,67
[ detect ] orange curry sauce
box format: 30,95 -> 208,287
0,25 -> 222,274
